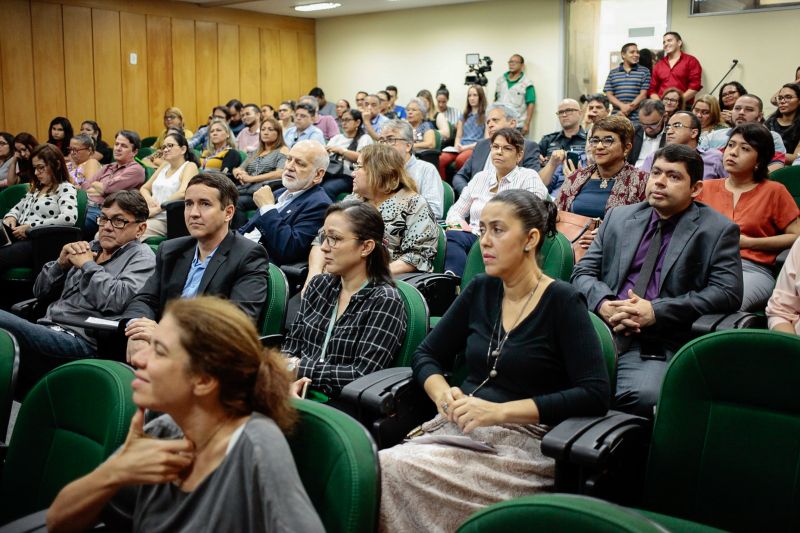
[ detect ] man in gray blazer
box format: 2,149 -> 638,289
452,103 -> 541,195
572,144 -> 742,417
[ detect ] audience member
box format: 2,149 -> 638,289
306,144 -> 438,280
322,109 -> 373,200
309,86 -> 336,117
235,103 -> 261,154
79,120 -> 113,164
649,31 -> 702,105
438,85 -> 487,177
628,99 -> 666,168
435,84 -> 461,127
692,94 -> 726,143
661,88 -> 685,118
698,123 -> 800,311
123,172 -> 269,358
82,130 -> 146,239
189,106 -> 230,150
1,191 -> 154,395
227,98 -> 245,135
538,99 -> 587,194
406,98 -> 436,151
47,116 -> 73,157
718,81 -> 747,126
299,95 -> 339,141
445,128 -> 548,276
769,66 -> 800,107
416,89 -> 451,140
377,91 -> 393,118
766,237 -> 800,335
1,144 -> 78,271
638,48 -> 656,73
334,99 -> 350,130
573,144 -> 743,416
0,132 -> 16,187
639,111 -> 726,180
233,116 -> 289,211
604,42 -> 651,125
239,140 -> 332,266
582,93 -> 611,130
287,201 -> 406,398
363,94 -> 390,140
355,91 -> 368,112
200,119 -> 242,178
260,103 -> 277,122
66,134 -> 102,186
454,103 -> 542,196
47,295 -> 323,533
283,102 -> 325,148
10,132 -> 38,185
380,190 -> 609,532
385,85 -> 407,119
765,83 -> 800,165
495,54 -> 536,135
153,107 -> 193,150
379,119 -> 444,220
278,100 -> 296,132
140,133 -> 200,240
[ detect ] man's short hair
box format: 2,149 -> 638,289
386,85 -> 398,93
486,103 -> 519,122
621,42 -> 637,54
114,130 -> 141,151
244,103 -> 260,114
664,31 -> 682,41
187,172 -> 238,208
639,99 -> 666,116
308,87 -> 325,99
652,144 -> 704,184
377,90 -> 390,101
295,102 -> 316,116
511,54 -> 525,63
226,99 -> 243,111
383,119 -> 414,144
671,110 -> 702,132
739,93 -> 764,112
587,94 -> 610,108
212,105 -> 231,120
103,190 -> 149,222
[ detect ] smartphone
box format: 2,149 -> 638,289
566,151 -> 581,167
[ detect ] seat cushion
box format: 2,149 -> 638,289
636,509 -> 728,533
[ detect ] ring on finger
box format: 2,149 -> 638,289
441,402 -> 449,413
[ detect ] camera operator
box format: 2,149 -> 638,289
495,54 -> 536,136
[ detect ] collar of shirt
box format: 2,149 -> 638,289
88,239 -> 141,265
371,114 -> 385,126
181,244 -> 220,298
405,155 -> 419,171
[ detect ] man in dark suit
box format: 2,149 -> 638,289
573,144 -> 742,417
124,172 -> 269,359
452,103 -> 541,195
627,99 -> 667,168
238,140 -> 332,265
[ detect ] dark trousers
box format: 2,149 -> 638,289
444,230 -> 478,277
0,239 -> 34,271
614,342 -> 676,418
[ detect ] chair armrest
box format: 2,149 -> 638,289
259,333 -> 284,349
10,298 -> 39,319
0,509 -> 48,532
163,200 -> 189,239
692,312 -> 767,336
280,261 -> 309,279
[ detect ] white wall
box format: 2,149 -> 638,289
316,0 -> 562,139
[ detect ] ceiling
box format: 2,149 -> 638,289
178,0 -> 488,19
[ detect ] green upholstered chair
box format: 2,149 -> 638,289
238,150 -> 248,162
136,146 -> 154,159
260,263 -> 289,336
0,329 -> 19,444
589,313 -> 616,386
770,165 -> 800,208
393,279 -> 429,367
287,399 -> 379,533
432,225 -> 447,273
458,494 -> 671,533
441,181 -> 455,218
0,360 -> 136,524
433,129 -> 442,151
0,184 -> 29,215
140,136 -> 157,148
335,192 -> 348,202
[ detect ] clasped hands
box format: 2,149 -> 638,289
598,289 -> 656,335
125,318 -> 158,363
58,241 -> 97,269
436,386 -> 502,434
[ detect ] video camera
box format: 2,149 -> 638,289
464,54 -> 493,87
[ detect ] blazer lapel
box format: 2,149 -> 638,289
171,245 -> 196,296
197,232 -> 233,294
616,207 -> 652,287
658,203 -> 700,293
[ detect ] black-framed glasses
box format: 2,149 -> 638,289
378,137 -> 404,145
97,215 -> 133,229
777,95 -> 797,102
662,97 -> 680,104
317,229 -> 358,249
588,136 -> 616,148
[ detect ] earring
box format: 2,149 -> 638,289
524,247 -> 530,252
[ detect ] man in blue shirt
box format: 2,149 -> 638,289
283,103 -> 325,148
604,43 -> 651,125
385,85 -> 407,119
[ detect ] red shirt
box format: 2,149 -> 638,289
649,52 -> 702,100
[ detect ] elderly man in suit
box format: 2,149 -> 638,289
572,144 -> 743,417
123,172 -> 269,359
238,140 -> 332,265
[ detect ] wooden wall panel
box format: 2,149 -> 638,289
119,12 -> 149,137
195,21 -> 218,128
0,52 -> 5,132
31,2 -> 67,140
297,32 -> 317,97
92,9 -> 123,136
260,29 -> 282,108
217,24 -> 240,106
279,31 -> 300,101
239,26 -> 261,106
146,15 -> 173,137
171,18 -> 197,130
62,5 -> 95,131
1,1 -> 38,136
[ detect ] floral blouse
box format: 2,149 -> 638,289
556,162 -> 647,215
6,183 -> 79,228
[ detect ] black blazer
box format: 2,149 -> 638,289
627,126 -> 666,165
124,231 -> 269,322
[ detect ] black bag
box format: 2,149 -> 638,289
395,273 -> 460,317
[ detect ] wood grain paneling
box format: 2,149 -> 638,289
217,24 -> 240,106
297,32 -> 317,96
120,11 -> 149,136
260,29 -> 283,107
172,18 -> 197,130
239,26 -> 261,105
92,9 -> 123,136
279,31 -> 300,102
146,15 -> 173,137
195,21 -> 218,127
31,1 -> 67,140
62,5 -> 95,131
1,1 -> 38,136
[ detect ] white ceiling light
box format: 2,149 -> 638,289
294,2 -> 342,11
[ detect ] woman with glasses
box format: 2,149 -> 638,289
233,117 -> 289,211
765,83 -> 800,165
154,107 -> 193,150
718,82 -> 747,127
0,132 -> 16,187
692,95 -> 727,143
322,109 -> 373,201
334,99 -> 350,131
278,100 -> 296,132
47,116 -> 74,157
0,144 -> 78,270
444,127 -> 548,277
200,119 -> 241,178
80,120 -> 114,164
379,190 -> 609,532
406,98 -> 436,151
66,134 -> 102,186
438,85 -> 487,178
287,201 -> 406,399
139,133 -> 199,240
661,88 -> 685,118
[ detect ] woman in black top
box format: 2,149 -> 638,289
80,120 -> 114,164
379,190 -> 609,532
47,116 -> 74,156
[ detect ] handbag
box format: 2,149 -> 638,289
327,154 -> 345,175
556,210 -> 600,262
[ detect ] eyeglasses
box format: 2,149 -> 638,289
317,229 -> 358,249
588,136 -> 616,148
69,147 -> 89,153
664,123 -> 690,131
777,95 -> 798,102
33,164 -> 47,173
97,215 -> 134,229
164,114 -> 178,120
162,143 -> 177,150
663,97 -> 680,104
340,118 -> 355,123
556,109 -> 580,117
352,163 -> 363,172
0,141 -> 8,147
378,137 -> 405,145
640,118 -> 663,128
491,143 -> 517,154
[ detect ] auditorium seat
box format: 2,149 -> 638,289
260,263 -> 290,337
442,181 -> 455,215
771,166 -> 800,208
0,329 -> 19,446
140,136 -> 157,148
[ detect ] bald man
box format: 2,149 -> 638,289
538,98 -> 588,195
239,140 -> 332,265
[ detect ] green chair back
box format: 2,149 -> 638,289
238,150 -> 248,162
589,313 -> 616,386
141,136 -> 157,148
394,280 -> 429,367
137,146 -> 155,159
143,235 -> 167,249
770,165 -> 800,208
0,184 -> 29,216
336,192 -> 348,202
433,129 -> 442,151
461,239 -> 485,290
0,360 -> 136,523
260,263 -> 289,336
644,330 -> 800,532
442,181 -> 455,218
287,399 -> 379,533
0,329 -> 19,443
76,189 -> 88,226
458,494 -> 668,533
432,225 -> 446,273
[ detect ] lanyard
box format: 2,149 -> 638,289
318,280 -> 368,362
